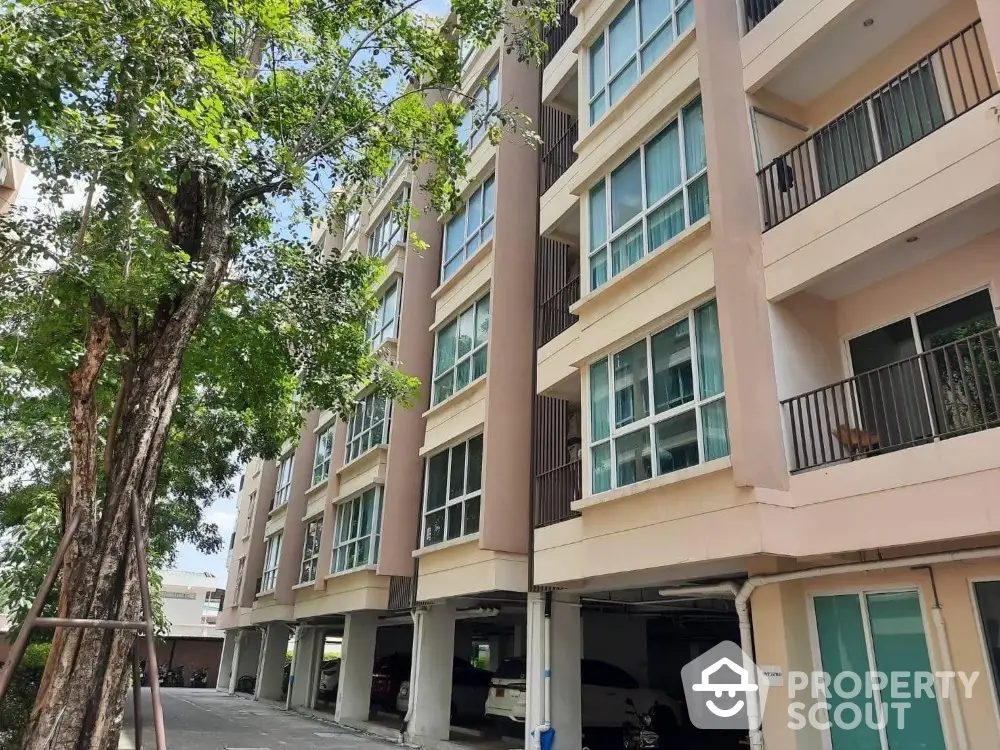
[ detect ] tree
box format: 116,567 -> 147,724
0,0 -> 557,746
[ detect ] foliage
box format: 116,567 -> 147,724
0,643 -> 49,749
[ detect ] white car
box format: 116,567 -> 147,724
485,658 -> 684,732
318,659 -> 340,703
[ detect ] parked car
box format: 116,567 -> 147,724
371,652 -> 412,712
318,659 -> 341,703
390,656 -> 493,720
485,658 -> 684,733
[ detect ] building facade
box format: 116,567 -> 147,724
219,1 -> 1000,749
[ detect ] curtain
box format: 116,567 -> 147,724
639,0 -> 668,39
608,3 -> 636,73
590,248 -> 608,290
613,340 -> 650,428
695,300 -> 724,398
591,443 -> 612,493
590,359 -> 611,441
645,120 -> 681,205
683,98 -> 706,175
700,399 -> 730,461
688,173 -> 709,223
647,193 -> 684,251
611,223 -> 643,276
589,182 -> 608,250
610,152 -> 643,232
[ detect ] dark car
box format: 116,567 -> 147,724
372,652 -> 492,716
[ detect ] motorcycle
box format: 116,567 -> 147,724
621,698 -> 660,750
190,667 -> 208,688
159,665 -> 185,687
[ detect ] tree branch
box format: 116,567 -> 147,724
141,184 -> 174,233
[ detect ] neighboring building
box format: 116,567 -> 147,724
156,570 -> 225,687
219,1 -> 1000,750
0,148 -> 26,215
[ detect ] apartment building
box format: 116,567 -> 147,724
216,16 -> 541,744
527,1 -> 1000,750
0,147 -> 27,215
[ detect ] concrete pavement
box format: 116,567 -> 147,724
119,688 -> 397,750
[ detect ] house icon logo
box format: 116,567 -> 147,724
681,641 -> 770,730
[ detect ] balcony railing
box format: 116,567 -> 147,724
387,576 -> 414,610
534,460 -> 582,528
744,0 -> 783,32
758,20 -> 997,229
538,275 -> 579,347
543,0 -> 578,67
541,114 -> 578,194
782,326 -> 1000,473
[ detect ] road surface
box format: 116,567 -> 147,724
120,688 -> 393,750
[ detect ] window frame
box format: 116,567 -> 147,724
243,490 -> 256,537
432,293 -> 490,405
441,174 -> 496,282
587,299 -> 727,495
587,0 -> 695,126
234,556 -> 246,599
344,209 -> 361,242
459,66 -> 500,152
260,532 -> 282,593
587,95 -> 706,291
272,455 -> 293,510
312,426 -> 333,487
331,486 -> 384,574
367,280 -> 400,349
421,434 -> 484,547
367,186 -> 410,259
345,392 -> 392,465
299,516 -> 323,584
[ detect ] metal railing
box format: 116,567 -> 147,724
537,274 -> 579,347
387,575 -> 414,610
543,0 -> 578,67
758,20 -> 997,229
534,460 -> 582,528
781,326 -> 1000,473
541,117 -> 578,194
744,0 -> 783,32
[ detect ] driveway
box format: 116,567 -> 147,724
120,688 -> 395,750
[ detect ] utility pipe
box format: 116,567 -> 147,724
544,593 -> 552,736
920,566 -> 970,750
659,546 -> 1000,750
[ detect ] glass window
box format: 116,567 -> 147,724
367,186 -> 410,258
272,455 -> 293,509
589,97 -> 707,290
344,209 -> 360,240
331,487 -> 383,573
587,0 -> 694,126
442,175 -> 496,281
458,67 -> 500,151
974,581 -> 1000,713
260,532 -> 282,592
588,300 -> 728,492
433,294 -> 490,404
243,490 -> 256,536
312,426 -> 333,486
345,392 -> 391,464
367,281 -> 399,348
422,435 -> 483,547
299,518 -> 323,583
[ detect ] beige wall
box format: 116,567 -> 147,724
0,155 -> 26,215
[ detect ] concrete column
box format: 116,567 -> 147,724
256,623 -> 289,701
230,628 -> 263,693
408,602 -> 456,741
525,594 -> 582,750
217,631 -> 237,692
228,630 -> 243,694
976,0 -> 1000,82
289,626 -> 323,710
525,594 -> 545,749
335,612 -> 379,725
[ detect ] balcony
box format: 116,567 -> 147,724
758,19 -> 997,230
535,234 -> 579,348
782,325 -> 1000,472
543,0 -> 578,67
540,108 -> 578,194
534,460 -> 582,528
744,0 -> 783,32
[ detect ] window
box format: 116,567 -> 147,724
587,0 -> 694,125
312,426 -> 333,486
973,581 -> 1000,713
345,392 -> 391,464
460,38 -> 477,73
344,209 -> 360,239
234,557 -> 246,598
433,294 -> 490,404
588,97 -> 706,290
162,591 -> 197,600
260,533 -> 282,592
238,474 -> 244,490
588,299 -> 728,493
331,486 -> 383,573
272,456 -> 293,510
442,175 -> 496,281
813,591 -> 946,750
368,186 -> 410,258
243,490 -> 256,536
422,434 -> 483,546
458,67 -> 499,151
299,517 -> 323,583
367,281 -> 399,348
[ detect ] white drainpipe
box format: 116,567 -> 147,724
660,547 -> 1000,750
402,607 -> 426,736
530,594 -> 552,750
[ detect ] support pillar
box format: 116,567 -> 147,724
217,630 -> 237,692
525,593 -> 582,750
231,628 -> 262,694
408,602 -> 456,741
256,623 -> 289,701
335,612 -> 379,725
975,0 -> 1000,82
289,626 -> 323,710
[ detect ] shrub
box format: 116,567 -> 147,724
0,643 -> 50,749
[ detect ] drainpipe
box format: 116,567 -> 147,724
529,593 -> 552,750
659,546 -> 1000,750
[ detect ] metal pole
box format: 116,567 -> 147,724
0,511 -> 82,703
129,494 -> 167,750
34,618 -> 148,631
132,643 -> 144,750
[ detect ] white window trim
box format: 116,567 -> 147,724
587,301 -> 725,494
312,426 -> 333,487
460,66 -> 499,152
260,532 -> 282,593
441,174 -> 496,282
432,294 -> 490,405
421,435 -> 483,547
234,556 -> 246,599
588,95 -> 706,291
272,455 -> 293,510
368,186 -> 410,259
367,281 -> 400,349
345,393 -> 392,465
344,209 -> 361,243
243,490 -> 256,538
331,486 -> 383,574
587,0 -> 694,126
299,517 -> 323,584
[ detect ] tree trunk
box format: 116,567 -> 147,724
21,173 -> 232,750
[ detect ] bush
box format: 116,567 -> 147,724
0,642 -> 50,749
